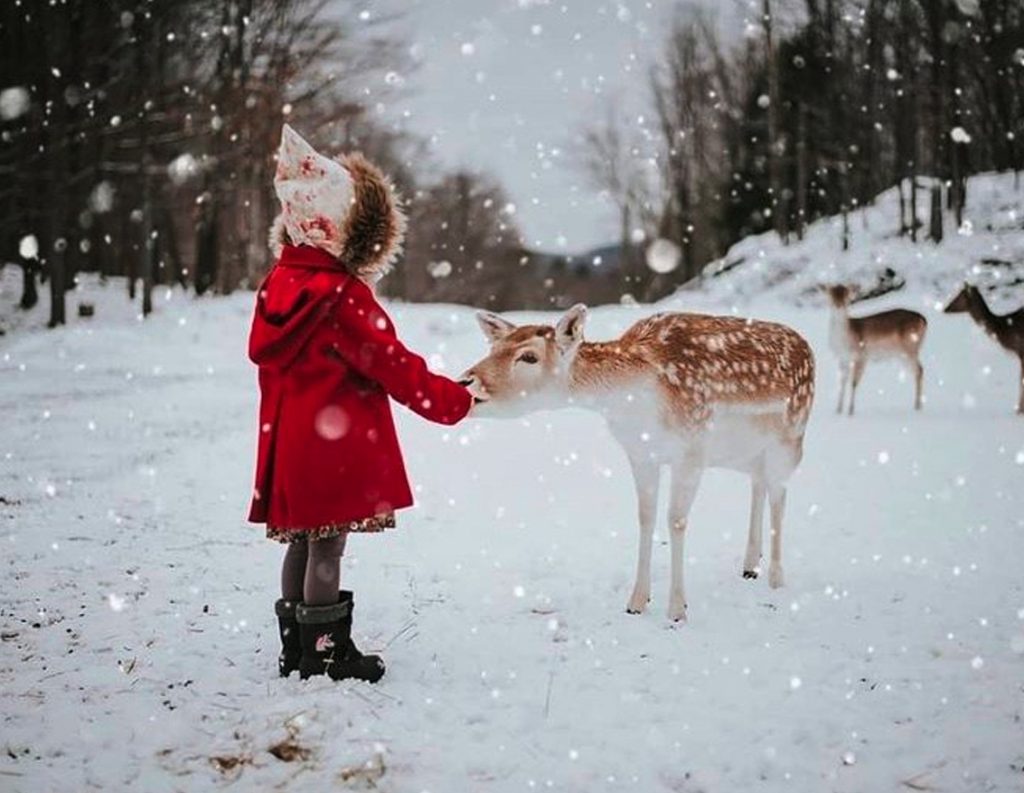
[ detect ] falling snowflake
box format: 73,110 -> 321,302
0,86 -> 30,120
950,126 -> 972,144
314,406 -> 350,440
18,235 -> 39,260
428,260 -> 453,279
646,238 -> 682,274
167,153 -> 200,185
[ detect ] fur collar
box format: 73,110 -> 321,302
269,152 -> 406,283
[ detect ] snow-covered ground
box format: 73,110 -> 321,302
700,172 -> 1024,312
1,267 -> 1023,792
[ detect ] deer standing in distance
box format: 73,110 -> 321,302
945,283 -> 1024,414
825,284 -> 927,415
460,305 -> 815,622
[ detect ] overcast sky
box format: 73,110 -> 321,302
364,0 -> 747,254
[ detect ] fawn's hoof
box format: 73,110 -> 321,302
742,569 -> 759,580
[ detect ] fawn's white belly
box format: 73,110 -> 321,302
605,395 -> 789,474
703,408 -> 786,472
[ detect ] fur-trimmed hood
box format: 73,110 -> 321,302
270,128 -> 406,283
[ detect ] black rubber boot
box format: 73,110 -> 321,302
296,591 -> 385,683
275,598 -> 302,678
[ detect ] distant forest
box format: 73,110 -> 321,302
577,0 -> 1024,301
2,1 -> 1023,325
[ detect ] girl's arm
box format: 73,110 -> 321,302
328,279 -> 472,425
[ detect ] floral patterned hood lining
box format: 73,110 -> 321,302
270,124 -> 406,283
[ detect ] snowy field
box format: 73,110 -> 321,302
1,271 -> 1023,792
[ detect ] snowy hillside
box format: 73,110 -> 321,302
1,271 -> 1023,792
699,172 -> 1024,311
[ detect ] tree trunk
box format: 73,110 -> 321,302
158,204 -> 185,289
839,161 -> 851,251
194,190 -> 219,296
620,203 -> 636,290
861,0 -> 882,206
897,179 -> 907,236
44,6 -> 67,327
796,102 -> 808,240
909,176 -> 918,243
929,180 -> 943,243
896,0 -> 918,243
46,224 -> 67,328
138,16 -> 155,318
762,0 -> 788,242
20,261 -> 39,310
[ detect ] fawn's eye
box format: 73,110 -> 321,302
517,351 -> 539,364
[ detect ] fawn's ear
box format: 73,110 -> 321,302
476,311 -> 517,344
555,303 -> 588,353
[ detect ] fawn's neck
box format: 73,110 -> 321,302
568,340 -> 651,400
828,304 -> 854,348
967,292 -> 998,330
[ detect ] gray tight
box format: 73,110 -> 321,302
280,534 -> 348,606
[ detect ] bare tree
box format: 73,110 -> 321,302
762,0 -> 789,242
649,7 -> 735,286
403,170 -> 523,307
573,102 -> 651,294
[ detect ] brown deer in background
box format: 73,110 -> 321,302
460,305 -> 815,622
825,285 -> 927,415
945,284 -> 1024,414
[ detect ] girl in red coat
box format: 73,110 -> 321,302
249,125 -> 473,683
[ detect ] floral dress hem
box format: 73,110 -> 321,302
266,513 -> 395,543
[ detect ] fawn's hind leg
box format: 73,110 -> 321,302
667,457 -> 703,622
742,470 -> 766,579
763,439 -> 802,589
910,355 -> 924,410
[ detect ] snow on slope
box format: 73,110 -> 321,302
1,272 -> 1022,792
699,172 -> 1024,312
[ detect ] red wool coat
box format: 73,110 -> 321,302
248,244 -> 472,533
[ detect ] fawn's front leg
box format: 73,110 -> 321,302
836,361 -> 850,414
767,484 -> 787,589
626,455 -> 659,615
